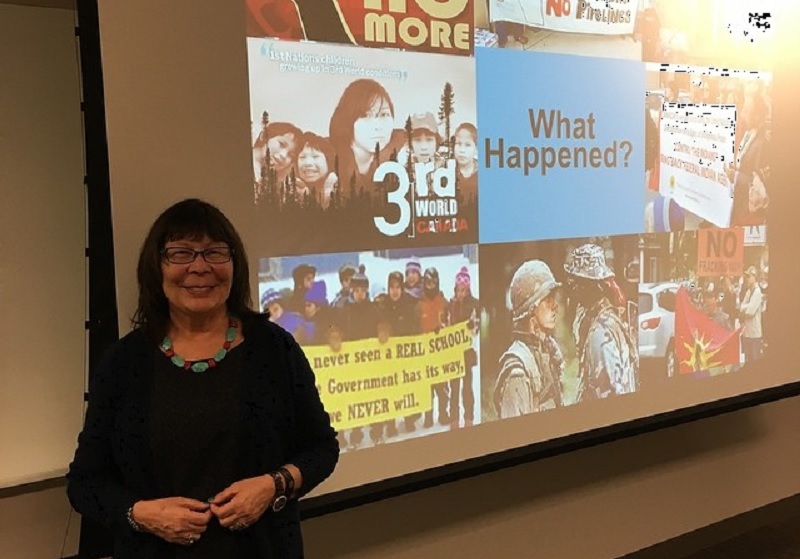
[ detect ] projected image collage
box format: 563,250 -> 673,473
245,0 -> 770,452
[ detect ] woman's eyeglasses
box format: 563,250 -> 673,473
161,247 -> 233,264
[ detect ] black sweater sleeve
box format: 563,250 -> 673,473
281,328 -> 340,497
65,339 -> 137,532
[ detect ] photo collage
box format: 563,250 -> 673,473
244,0 -> 772,452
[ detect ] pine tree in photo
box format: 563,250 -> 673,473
439,82 -> 455,159
260,111 -> 272,177
404,115 -> 413,175
288,168 -> 297,206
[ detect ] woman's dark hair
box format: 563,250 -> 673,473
329,79 -> 395,149
133,198 -> 260,339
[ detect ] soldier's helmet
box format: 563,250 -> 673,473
509,260 -> 560,322
564,243 -> 614,281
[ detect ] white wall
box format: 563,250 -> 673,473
0,3 -> 84,557
0,0 -> 86,490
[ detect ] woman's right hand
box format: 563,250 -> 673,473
131,497 -> 212,545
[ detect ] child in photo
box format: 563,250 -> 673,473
295,132 -> 338,208
252,121 -> 302,187
409,112 -> 445,169
454,122 -> 478,204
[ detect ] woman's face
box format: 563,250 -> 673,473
352,97 -> 393,153
454,130 -> 477,166
268,132 -> 297,172
161,237 -> 233,320
297,146 -> 329,184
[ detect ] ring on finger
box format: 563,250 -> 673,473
232,520 -> 247,531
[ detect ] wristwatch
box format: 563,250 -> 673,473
268,470 -> 289,512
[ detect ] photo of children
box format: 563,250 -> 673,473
259,245 -> 480,453
475,0 -> 642,60
480,236 -> 640,422
247,38 -> 478,256
644,64 -> 772,232
637,227 -> 768,385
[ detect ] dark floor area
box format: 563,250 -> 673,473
682,506 -> 800,559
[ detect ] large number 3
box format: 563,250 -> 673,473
373,162 -> 411,237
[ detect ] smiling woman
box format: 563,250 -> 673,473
66,198 -> 340,559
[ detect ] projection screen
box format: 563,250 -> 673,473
91,0 -> 798,502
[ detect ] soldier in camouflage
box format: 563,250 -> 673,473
564,243 -> 638,401
493,260 -> 565,419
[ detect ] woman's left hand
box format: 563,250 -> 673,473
210,475 -> 275,530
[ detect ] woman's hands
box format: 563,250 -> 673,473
210,475 -> 276,530
135,469 -> 298,542
131,497 -> 212,545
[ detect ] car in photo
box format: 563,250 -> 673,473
639,281 -> 679,378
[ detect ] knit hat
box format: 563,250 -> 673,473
406,259 -> 422,275
304,280 -> 328,305
338,264 -> 358,281
455,266 -> 471,288
351,273 -> 369,289
260,288 -> 282,308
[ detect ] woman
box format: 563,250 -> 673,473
66,198 -> 339,558
731,82 -> 771,226
328,78 -> 406,199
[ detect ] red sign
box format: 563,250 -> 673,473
245,0 -> 474,56
696,228 -> 744,278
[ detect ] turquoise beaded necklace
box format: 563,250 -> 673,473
159,319 -> 237,372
